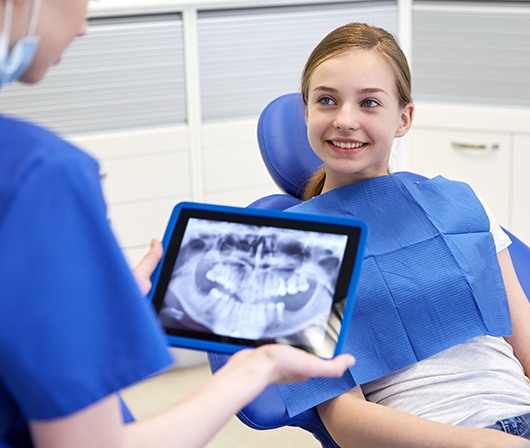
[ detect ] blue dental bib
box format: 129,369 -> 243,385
278,175 -> 512,417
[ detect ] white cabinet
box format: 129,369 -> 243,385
407,2 -> 530,246
201,120 -> 279,205
405,104 -> 530,246
71,127 -> 190,264
407,128 -> 511,228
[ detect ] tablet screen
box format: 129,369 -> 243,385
148,202 -> 367,358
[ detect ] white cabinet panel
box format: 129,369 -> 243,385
71,127 -> 191,255
109,198 -> 180,250
100,152 -> 190,204
72,127 -> 189,159
205,183 -> 280,207
202,121 -> 271,193
512,134 -> 530,246
408,128 -> 511,227
203,145 -> 270,192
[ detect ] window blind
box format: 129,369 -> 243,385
198,1 -> 398,121
412,2 -> 530,106
0,14 -> 186,135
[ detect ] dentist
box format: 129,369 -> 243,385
0,1 -> 355,447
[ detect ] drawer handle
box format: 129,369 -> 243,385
451,142 -> 500,151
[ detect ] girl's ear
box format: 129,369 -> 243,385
395,103 -> 414,138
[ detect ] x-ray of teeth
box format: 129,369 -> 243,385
159,218 -> 348,345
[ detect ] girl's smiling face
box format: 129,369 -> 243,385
305,49 -> 413,193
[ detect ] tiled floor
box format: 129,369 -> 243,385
120,352 -> 320,448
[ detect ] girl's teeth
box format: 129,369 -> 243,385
332,141 -> 363,149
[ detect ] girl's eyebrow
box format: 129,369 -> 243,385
359,87 -> 389,96
311,86 -> 389,96
311,86 -> 339,94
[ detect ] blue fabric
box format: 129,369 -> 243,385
0,115 -> 173,446
120,396 -> 135,424
487,412 -> 530,439
278,175 -> 512,417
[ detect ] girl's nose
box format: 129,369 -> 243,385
333,105 -> 359,131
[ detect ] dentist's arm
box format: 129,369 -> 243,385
30,345 -> 355,448
30,239 -> 355,448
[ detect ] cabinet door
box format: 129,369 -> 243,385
202,120 -> 277,206
408,128 -> 511,228
72,128 -> 191,265
512,134 -> 530,246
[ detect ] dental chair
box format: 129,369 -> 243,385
207,93 -> 530,448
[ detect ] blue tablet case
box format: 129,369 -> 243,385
147,202 -> 367,358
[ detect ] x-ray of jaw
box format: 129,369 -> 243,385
159,218 -> 348,345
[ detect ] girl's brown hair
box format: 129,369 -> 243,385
301,22 -> 412,201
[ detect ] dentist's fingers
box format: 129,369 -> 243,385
132,239 -> 164,295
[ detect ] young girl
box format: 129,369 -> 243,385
277,22 -> 530,447
0,1 -> 355,447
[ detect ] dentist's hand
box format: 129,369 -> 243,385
132,239 -> 163,295
225,344 -> 355,385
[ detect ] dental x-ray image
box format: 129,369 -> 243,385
158,218 -> 349,348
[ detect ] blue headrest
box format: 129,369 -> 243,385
257,93 -> 323,199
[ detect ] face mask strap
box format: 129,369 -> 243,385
2,0 -> 14,41
2,0 -> 42,40
27,0 -> 42,37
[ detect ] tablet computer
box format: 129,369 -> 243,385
147,202 -> 367,358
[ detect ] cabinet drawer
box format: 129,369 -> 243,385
205,183 -> 278,208
202,121 -> 271,193
108,197 -> 179,250
100,152 -> 190,204
408,128 -> 511,227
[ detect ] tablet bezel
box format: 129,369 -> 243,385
147,202 -> 367,358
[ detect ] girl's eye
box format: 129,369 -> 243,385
318,96 -> 336,106
361,99 -> 379,108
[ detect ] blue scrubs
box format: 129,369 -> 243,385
0,115 -> 173,446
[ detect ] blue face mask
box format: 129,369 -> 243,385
0,0 -> 42,89
0,34 -> 40,85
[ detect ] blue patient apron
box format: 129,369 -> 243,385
278,174 -> 512,417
